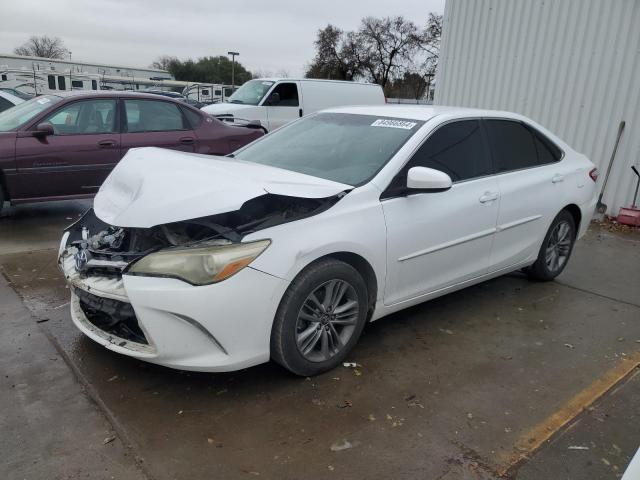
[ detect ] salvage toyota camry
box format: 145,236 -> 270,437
58,105 -> 598,376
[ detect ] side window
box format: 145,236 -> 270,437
269,83 -> 299,107
385,120 -> 492,195
533,131 -> 562,164
485,120 -> 539,172
45,100 -> 117,135
0,97 -> 13,112
181,107 -> 202,128
57,76 -> 66,91
124,99 -> 187,132
48,75 -> 56,90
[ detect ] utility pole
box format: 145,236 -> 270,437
69,51 -> 72,90
228,51 -> 239,92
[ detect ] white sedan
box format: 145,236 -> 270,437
58,105 -> 598,376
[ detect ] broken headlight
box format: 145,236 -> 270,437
127,239 -> 271,285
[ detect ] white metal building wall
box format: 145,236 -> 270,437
435,0 -> 640,215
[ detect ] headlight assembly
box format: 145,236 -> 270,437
127,239 -> 271,285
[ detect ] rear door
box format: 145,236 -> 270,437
484,119 -> 567,271
120,98 -> 197,154
14,98 -> 120,199
264,82 -> 301,131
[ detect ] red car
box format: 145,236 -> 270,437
0,91 -> 263,212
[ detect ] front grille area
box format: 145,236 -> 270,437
76,288 -> 148,345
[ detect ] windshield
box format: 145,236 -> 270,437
227,80 -> 274,105
0,95 -> 61,132
235,113 -> 424,186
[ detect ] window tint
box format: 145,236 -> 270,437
181,107 -> 201,128
124,99 -> 186,132
386,120 -> 491,195
270,83 -> 299,106
45,100 -> 117,135
485,120 -> 539,172
0,97 -> 12,112
533,132 -> 562,164
57,76 -> 66,90
48,75 -> 56,90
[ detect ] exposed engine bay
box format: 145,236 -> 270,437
60,192 -> 345,278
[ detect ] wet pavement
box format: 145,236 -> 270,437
1,201 -> 639,479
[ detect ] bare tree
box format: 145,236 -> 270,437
150,55 -> 178,71
358,16 -> 423,89
14,36 -> 68,59
305,25 -> 363,80
304,14 -> 443,99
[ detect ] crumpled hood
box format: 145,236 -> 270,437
94,147 -> 351,228
201,103 -> 256,116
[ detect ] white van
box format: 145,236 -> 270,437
201,78 -> 385,131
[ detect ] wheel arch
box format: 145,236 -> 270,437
562,204 -> 582,232
295,251 -> 379,320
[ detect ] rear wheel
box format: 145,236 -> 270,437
271,259 -> 369,376
525,210 -> 576,281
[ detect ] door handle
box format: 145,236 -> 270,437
552,174 -> 565,183
179,137 -> 195,145
479,191 -> 499,203
299,108 -> 303,117
98,139 -> 116,148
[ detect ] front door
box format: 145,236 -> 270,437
264,82 -> 301,131
120,99 -> 197,155
14,98 -> 120,199
382,120 -> 500,305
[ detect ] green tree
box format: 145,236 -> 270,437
152,55 -> 253,85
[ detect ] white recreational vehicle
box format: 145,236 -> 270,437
0,54 -> 227,104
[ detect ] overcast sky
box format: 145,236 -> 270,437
1,0 -> 445,77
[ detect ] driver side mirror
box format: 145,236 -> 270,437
406,167 -> 452,192
33,122 -> 55,137
266,92 -> 280,106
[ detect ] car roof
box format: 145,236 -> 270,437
322,104 -> 524,122
252,77 -> 379,86
45,90 -> 185,102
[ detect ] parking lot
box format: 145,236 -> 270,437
2,200 -> 638,479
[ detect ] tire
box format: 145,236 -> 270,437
0,181 -> 5,216
271,258 -> 369,376
525,210 -> 576,281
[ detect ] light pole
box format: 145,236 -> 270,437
228,51 -> 239,92
68,51 -> 72,90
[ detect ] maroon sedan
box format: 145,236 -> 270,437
0,91 -> 263,211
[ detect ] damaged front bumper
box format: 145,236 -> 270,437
59,212 -> 289,372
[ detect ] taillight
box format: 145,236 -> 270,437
589,168 -> 599,182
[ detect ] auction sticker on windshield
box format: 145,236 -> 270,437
371,119 -> 417,130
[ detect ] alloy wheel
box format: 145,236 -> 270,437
545,220 -> 572,273
295,279 -> 359,362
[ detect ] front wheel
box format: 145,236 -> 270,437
525,210 -> 576,281
270,259 -> 369,376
